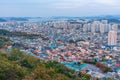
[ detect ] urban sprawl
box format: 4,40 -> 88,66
0,18 -> 120,79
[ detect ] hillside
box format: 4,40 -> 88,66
0,48 -> 94,80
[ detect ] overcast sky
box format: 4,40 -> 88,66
0,0 -> 120,17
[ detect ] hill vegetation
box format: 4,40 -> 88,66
0,36 -> 11,48
0,29 -> 40,39
0,48 -> 92,80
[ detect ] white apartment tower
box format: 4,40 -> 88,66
108,30 -> 117,46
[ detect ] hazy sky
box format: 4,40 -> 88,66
0,0 -> 120,17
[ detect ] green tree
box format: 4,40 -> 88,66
0,58 -> 26,80
8,48 -> 25,61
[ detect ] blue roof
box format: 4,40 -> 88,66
61,37 -> 66,40
116,67 -> 120,72
58,46 -> 64,49
61,62 -> 87,71
50,45 -> 56,49
79,64 -> 87,70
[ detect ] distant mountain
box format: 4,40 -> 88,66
0,17 -> 29,22
80,15 -> 120,23
107,19 -> 120,23
81,15 -> 120,19
0,18 -> 7,22
9,17 -> 28,21
0,16 -> 120,22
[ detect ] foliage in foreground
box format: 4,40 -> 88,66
0,48 -> 79,80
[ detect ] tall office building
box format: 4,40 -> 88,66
108,30 -> 117,46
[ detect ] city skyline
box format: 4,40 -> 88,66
0,0 -> 120,17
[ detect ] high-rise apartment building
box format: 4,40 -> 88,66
108,30 -> 117,46
100,23 -> 105,33
83,24 -> 88,32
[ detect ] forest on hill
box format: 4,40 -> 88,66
0,48 -> 93,80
